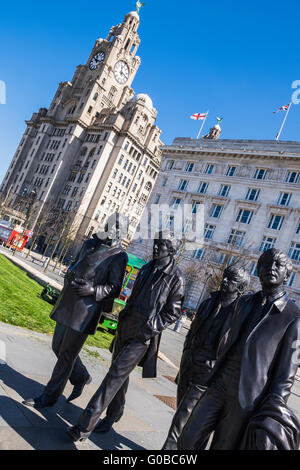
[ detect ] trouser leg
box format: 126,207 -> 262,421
177,387 -> 225,450
77,339 -> 148,433
106,377 -> 129,422
162,383 -> 207,450
44,327 -> 88,400
52,323 -> 90,386
176,370 -> 191,408
210,395 -> 252,450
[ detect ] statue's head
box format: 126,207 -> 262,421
153,231 -> 179,261
257,248 -> 292,289
96,213 -> 128,241
220,265 -> 250,296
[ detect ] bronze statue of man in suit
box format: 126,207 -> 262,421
163,265 -> 250,450
178,248 -> 300,450
66,232 -> 185,442
23,213 -> 128,409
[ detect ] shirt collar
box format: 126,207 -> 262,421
244,291 -> 289,312
260,290 -> 288,312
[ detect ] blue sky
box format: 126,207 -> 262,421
0,0 -> 299,182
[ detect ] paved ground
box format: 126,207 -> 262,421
0,322 -> 186,450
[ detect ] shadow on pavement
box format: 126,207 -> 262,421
0,364 -> 146,450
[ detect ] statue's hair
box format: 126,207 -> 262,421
257,248 -> 293,279
153,231 -> 179,255
223,265 -> 250,294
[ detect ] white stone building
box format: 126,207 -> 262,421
0,11 -> 162,248
129,134 -> 300,308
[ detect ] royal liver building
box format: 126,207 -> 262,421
1,11 -> 162,246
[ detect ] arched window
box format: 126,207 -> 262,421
88,148 -> 96,158
108,86 -> 117,101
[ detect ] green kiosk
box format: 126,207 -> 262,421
98,253 -> 147,333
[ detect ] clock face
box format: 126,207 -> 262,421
114,60 -> 129,84
89,52 -> 105,70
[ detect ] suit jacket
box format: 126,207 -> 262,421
51,238 -> 128,335
207,291 -> 300,412
111,258 -> 185,378
240,394 -> 300,450
176,292 -> 238,396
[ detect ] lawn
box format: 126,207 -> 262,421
0,254 -> 112,349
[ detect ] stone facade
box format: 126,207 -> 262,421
129,137 -> 300,308
1,11 -> 162,250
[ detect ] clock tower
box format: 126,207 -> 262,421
1,11 -> 162,252
47,11 -> 141,126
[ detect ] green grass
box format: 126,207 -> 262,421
0,254 -> 112,349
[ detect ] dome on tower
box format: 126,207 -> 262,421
131,93 -> 153,110
125,11 -> 140,20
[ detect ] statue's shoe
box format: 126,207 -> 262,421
67,376 -> 92,402
66,425 -> 91,442
93,414 -> 122,434
23,394 -> 57,409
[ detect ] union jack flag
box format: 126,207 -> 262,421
273,104 -> 289,114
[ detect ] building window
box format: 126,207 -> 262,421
268,214 -> 284,230
205,164 -> 215,175
123,159 -> 129,170
65,201 -> 72,212
236,209 -> 253,224
250,262 -> 258,277
219,185 -> 230,197
287,272 -> 295,287
253,168 -> 267,180
112,169 -> 118,178
226,166 -> 236,177
260,236 -> 276,252
218,253 -> 227,264
118,154 -> 124,165
185,162 -> 194,172
166,160 -> 174,170
277,192 -> 291,206
210,204 -> 223,218
162,177 -> 168,187
93,93 -> 98,101
204,224 -> 215,240
178,179 -> 188,191
193,248 -> 205,260
154,194 -> 161,204
246,188 -> 260,201
132,183 -> 137,193
87,106 -> 93,114
286,171 -> 299,183
97,145 -> 103,155
124,140 -> 130,150
288,242 -> 300,261
228,229 -> 245,247
296,220 -> 300,234
192,201 -> 200,214
198,182 -> 208,194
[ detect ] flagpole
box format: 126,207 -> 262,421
276,102 -> 292,141
197,110 -> 209,139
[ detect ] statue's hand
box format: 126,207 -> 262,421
71,278 -> 95,297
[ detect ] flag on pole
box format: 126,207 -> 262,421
273,104 -> 289,114
190,112 -> 208,121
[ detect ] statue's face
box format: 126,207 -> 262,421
153,239 -> 170,261
220,270 -> 242,295
258,252 -> 289,288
